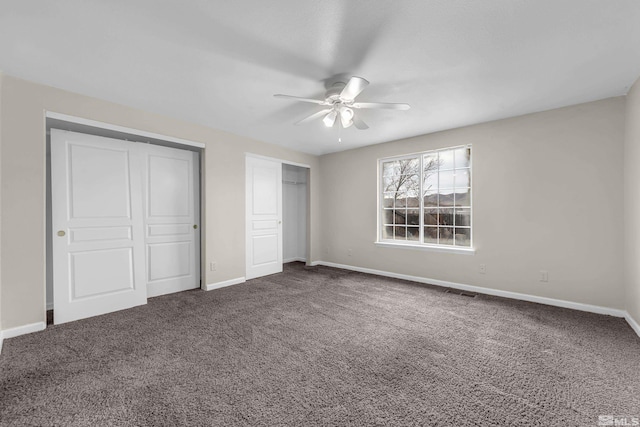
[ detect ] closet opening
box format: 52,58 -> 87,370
282,163 -> 308,264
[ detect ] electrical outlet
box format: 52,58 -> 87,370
479,264 -> 486,274
540,270 -> 548,282
347,249 -> 352,257
210,262 -> 217,271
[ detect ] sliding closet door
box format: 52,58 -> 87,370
140,144 -> 200,297
51,130 -> 147,324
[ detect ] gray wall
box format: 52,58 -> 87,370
318,97 -> 626,309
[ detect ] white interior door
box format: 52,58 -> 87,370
141,144 -> 200,297
51,130 -> 147,324
246,156 -> 282,279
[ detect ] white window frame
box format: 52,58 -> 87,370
376,145 -> 475,254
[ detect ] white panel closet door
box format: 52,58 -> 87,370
51,130 -> 147,324
246,156 -> 283,279
141,144 -> 200,297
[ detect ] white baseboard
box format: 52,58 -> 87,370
625,312 -> 640,338
0,321 -> 47,355
284,257 -> 307,263
311,261 -> 627,318
2,321 -> 47,339
205,277 -> 246,291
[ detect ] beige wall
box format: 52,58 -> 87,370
0,72 -> 632,333
0,75 -> 320,330
624,76 -> 640,324
319,97 -> 626,309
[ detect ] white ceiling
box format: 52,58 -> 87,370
1,1 -> 640,155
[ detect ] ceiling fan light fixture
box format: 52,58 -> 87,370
323,110 -> 338,127
340,107 -> 354,128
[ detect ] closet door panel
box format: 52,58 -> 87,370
141,144 -> 200,297
51,130 -> 147,324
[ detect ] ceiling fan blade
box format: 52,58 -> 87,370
340,76 -> 369,101
352,115 -> 369,130
294,109 -> 333,125
274,94 -> 327,105
352,102 -> 411,110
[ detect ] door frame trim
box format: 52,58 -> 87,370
45,111 -> 205,148
245,152 -> 311,169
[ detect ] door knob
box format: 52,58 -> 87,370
193,224 -> 198,229
278,221 -> 282,224
57,230 -> 66,237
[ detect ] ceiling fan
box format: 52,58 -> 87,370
274,76 -> 410,130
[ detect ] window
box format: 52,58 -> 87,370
379,145 -> 472,249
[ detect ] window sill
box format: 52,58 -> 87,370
374,241 -> 476,255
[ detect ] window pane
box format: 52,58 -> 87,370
395,196 -> 408,208
424,191 -> 438,207
394,226 -> 406,240
423,169 -> 438,193
383,226 -> 393,239
399,158 -> 420,174
455,208 -> 471,226
383,176 -> 397,192
439,227 -> 454,245
454,147 -> 471,168
424,226 -> 438,244
439,150 -> 455,170
398,173 -> 420,197
454,189 -> 471,207
439,208 -> 454,226
454,169 -> 470,189
383,209 -> 394,225
406,196 -> 420,208
382,161 -> 399,177
439,170 -> 455,189
382,192 -> 396,208
394,209 -> 407,225
423,153 -> 439,176
407,227 -> 419,241
454,228 -> 471,246
424,208 -> 438,226
439,190 -> 455,207
407,209 -> 420,225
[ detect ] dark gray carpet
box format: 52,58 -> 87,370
1,263 -> 639,426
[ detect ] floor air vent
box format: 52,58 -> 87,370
444,288 -> 477,298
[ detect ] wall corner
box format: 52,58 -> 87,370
624,73 -> 640,329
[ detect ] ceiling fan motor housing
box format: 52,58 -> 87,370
326,82 -> 347,101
